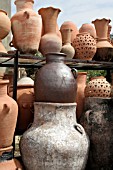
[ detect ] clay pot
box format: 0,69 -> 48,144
60,28 -> 75,58
0,158 -> 23,169
20,102 -> 89,170
72,32 -> 96,60
76,72 -> 87,120
92,18 -> 113,48
0,80 -> 18,148
80,97 -> 113,169
11,0 -> 42,54
0,9 -> 11,59
79,23 -> 96,38
60,21 -> 79,43
38,7 -> 62,56
9,75 -> 34,133
34,52 -> 77,103
84,76 -> 111,97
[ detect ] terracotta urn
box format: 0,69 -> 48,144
11,0 -> 42,54
60,28 -> 75,58
38,7 -> 62,56
34,52 -> 77,103
76,72 -> 87,120
20,102 -> 89,170
0,80 -> 18,148
0,158 -> 23,169
72,32 -> 97,60
84,76 -> 111,97
79,23 -> 96,38
60,21 -> 79,43
9,74 -> 34,133
92,18 -> 113,48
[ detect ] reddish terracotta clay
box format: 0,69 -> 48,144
92,18 -> 113,48
60,21 -> 79,43
11,0 -> 42,54
0,80 -> 18,148
0,158 -> 23,170
38,7 -> 62,56
72,32 -> 96,60
79,23 -> 96,38
60,28 -> 75,58
76,72 -> 87,120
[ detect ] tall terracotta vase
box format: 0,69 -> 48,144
11,0 -> 42,54
20,102 -> 89,170
0,80 -> 18,148
76,72 -> 87,120
60,28 -> 75,58
38,7 -> 62,56
92,18 -> 113,48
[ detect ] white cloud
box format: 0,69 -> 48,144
11,0 -> 113,33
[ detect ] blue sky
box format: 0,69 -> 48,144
11,0 -> 113,33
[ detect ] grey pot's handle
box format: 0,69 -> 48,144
74,123 -> 85,135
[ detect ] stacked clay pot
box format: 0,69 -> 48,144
0,80 -> 18,148
60,28 -> 75,58
79,23 -> 96,38
38,7 -> 62,56
72,32 -> 96,60
85,76 -> 111,97
60,21 -> 79,43
11,0 -> 42,54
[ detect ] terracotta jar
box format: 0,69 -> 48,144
84,76 -> 111,97
92,18 -> 113,48
0,80 -> 18,148
20,102 -> 89,170
9,75 -> 34,133
0,158 -> 23,169
60,21 -> 79,43
80,97 -> 113,169
34,52 -> 77,103
79,23 -> 96,38
76,72 -> 87,120
10,0 -> 42,54
60,28 -> 75,58
72,32 -> 96,60
38,7 -> 62,56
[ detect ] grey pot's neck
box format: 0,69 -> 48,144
33,102 -> 77,126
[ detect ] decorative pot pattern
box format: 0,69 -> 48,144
72,32 -> 96,60
80,97 -> 113,170
38,7 -> 62,56
11,0 -> 42,54
85,76 -> 111,97
20,102 -> 89,170
60,28 -> 75,58
34,52 -> 77,103
0,80 -> 18,148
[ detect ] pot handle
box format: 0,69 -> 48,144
74,123 -> 85,135
24,11 -> 30,19
71,68 -> 78,79
85,110 -> 93,124
3,104 -> 10,113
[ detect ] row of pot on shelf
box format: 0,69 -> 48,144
0,0 -> 113,62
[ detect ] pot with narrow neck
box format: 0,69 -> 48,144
38,7 -> 62,56
10,0 -> 42,55
60,28 -> 75,58
34,52 -> 77,103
